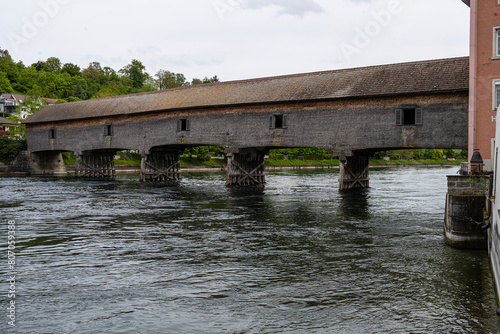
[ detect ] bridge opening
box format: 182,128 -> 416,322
105,124 -> 113,136
403,108 -> 416,125
49,128 -> 56,139
270,115 -> 287,129
396,108 -> 423,126
178,119 -> 190,132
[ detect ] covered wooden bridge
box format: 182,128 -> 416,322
24,57 -> 469,189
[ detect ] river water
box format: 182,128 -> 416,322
1,166 -> 500,333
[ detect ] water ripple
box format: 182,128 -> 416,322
1,168 -> 499,333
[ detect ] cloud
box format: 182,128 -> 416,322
243,0 -> 325,17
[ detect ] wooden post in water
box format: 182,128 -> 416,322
226,149 -> 266,186
339,153 -> 370,191
74,151 -> 116,179
140,149 -> 181,184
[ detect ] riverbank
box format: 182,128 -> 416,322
0,159 -> 466,175
60,162 -> 463,174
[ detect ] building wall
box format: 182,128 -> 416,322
470,0 -> 500,170
25,93 -> 468,156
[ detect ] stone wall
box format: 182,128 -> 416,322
444,175 -> 489,249
0,151 -> 67,176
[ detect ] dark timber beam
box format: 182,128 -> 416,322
226,148 -> 267,186
140,149 -> 182,184
339,152 -> 370,191
75,150 -> 116,179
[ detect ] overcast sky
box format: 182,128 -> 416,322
1,0 -> 470,82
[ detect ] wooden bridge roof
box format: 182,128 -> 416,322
24,57 -> 469,124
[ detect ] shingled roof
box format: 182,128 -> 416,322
24,57 -> 469,124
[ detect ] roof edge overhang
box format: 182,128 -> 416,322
462,0 -> 470,7
23,88 -> 469,126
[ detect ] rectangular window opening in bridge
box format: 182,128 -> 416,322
395,108 -> 422,126
270,115 -> 287,129
104,124 -> 113,136
49,128 -> 56,139
177,119 -> 190,132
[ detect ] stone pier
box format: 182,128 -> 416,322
444,175 -> 489,249
8,150 -> 67,176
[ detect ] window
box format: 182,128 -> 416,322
395,108 -> 422,126
269,114 -> 287,129
104,124 -> 113,136
495,80 -> 500,110
49,128 -> 56,139
494,27 -> 500,57
177,119 -> 190,132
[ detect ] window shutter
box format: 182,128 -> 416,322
269,115 -> 275,129
177,119 -> 182,132
415,108 -> 423,125
282,115 -> 288,129
395,109 -> 402,125
186,119 -> 191,131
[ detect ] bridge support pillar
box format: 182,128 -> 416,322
140,149 -> 181,184
75,151 -> 116,178
444,175 -> 488,249
339,153 -> 370,191
12,151 -> 67,176
226,149 -> 266,186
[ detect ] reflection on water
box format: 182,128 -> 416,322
1,167 -> 499,333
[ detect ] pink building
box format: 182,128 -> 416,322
463,0 -> 500,170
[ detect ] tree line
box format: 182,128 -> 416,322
0,48 -> 219,102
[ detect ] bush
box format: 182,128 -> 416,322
0,137 -> 27,164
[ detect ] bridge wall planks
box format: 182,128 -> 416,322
25,93 -> 468,156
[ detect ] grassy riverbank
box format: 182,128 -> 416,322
61,152 -> 466,168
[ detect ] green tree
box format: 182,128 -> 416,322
73,83 -> 85,99
93,82 -> 129,99
192,75 -> 220,85
14,67 -> 39,93
433,149 -> 444,159
32,60 -> 46,72
155,70 -> 188,90
44,57 -> 61,74
0,72 -> 13,93
0,137 -> 27,163
0,49 -> 18,84
61,63 -> 81,76
120,59 -> 146,89
82,62 -> 105,84
191,78 -> 203,85
103,66 -> 119,82
443,149 -> 456,159
204,75 -> 219,83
